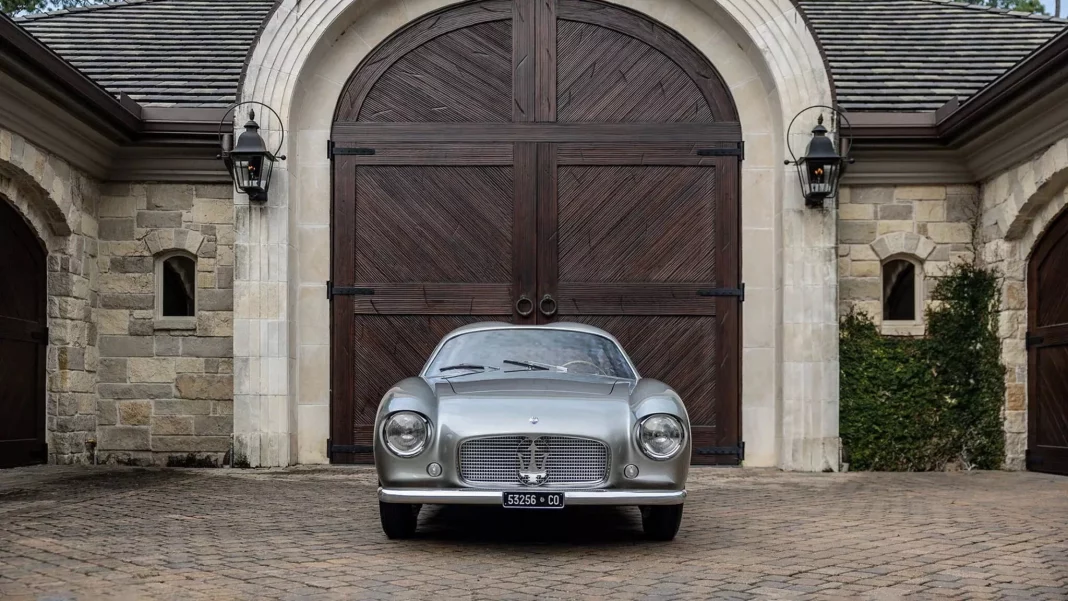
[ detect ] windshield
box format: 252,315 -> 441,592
424,329 -> 635,379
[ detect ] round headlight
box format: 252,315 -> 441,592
638,414 -> 685,460
383,411 -> 430,457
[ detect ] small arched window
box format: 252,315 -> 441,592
883,259 -> 916,321
156,251 -> 196,319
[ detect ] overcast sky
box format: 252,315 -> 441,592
1040,0 -> 1062,17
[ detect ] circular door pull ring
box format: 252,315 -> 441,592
539,294 -> 558,317
515,295 -> 534,317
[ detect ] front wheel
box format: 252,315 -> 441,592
640,504 -> 683,541
379,501 -> 419,539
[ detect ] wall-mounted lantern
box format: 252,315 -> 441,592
785,106 -> 853,209
218,102 -> 286,203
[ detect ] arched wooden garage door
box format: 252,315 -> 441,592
0,199 -> 48,468
1027,209 -> 1068,475
329,0 -> 742,465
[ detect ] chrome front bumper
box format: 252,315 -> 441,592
379,488 -> 686,505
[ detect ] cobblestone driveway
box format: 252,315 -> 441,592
0,466 -> 1065,600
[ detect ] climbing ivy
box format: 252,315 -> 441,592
840,263 -> 1006,471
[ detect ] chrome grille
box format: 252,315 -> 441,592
459,435 -> 609,486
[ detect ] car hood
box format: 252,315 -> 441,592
434,374 -> 635,441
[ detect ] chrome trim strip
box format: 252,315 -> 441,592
379,488 -> 686,506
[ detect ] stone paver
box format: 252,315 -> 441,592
0,467 -> 1066,600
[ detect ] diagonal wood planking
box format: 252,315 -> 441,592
1027,207 -> 1068,475
332,0 -> 742,464
556,20 -> 713,123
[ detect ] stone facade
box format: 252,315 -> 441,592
981,138 -> 1068,470
94,183 -> 235,466
837,184 -> 980,332
1,127 -> 99,465
238,0 -> 838,470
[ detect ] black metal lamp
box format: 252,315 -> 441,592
785,106 -> 853,208
218,102 -> 286,203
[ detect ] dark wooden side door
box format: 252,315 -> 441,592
0,199 -> 48,468
1027,209 -> 1068,475
330,0 -> 742,464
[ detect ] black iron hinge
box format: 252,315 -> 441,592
327,438 -> 375,460
327,140 -> 376,159
326,281 -> 375,300
1026,333 -> 1045,348
697,141 -> 744,160
697,283 -> 745,302
694,441 -> 745,461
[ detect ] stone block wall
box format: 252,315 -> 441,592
1,127 -> 99,464
837,184 -> 980,328
979,138 -> 1068,469
94,183 -> 235,466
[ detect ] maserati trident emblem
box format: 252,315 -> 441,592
529,416 -> 539,425
517,437 -> 549,486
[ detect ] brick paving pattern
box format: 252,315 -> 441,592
0,466 -> 1066,600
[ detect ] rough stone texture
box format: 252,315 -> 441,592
981,135 -> 1068,471
1,466 -> 1067,600
838,184 -> 978,329
1,127 -> 98,465
94,183 -> 234,464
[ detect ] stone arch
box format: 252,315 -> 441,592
870,232 -> 937,262
145,230 -> 206,258
986,139 -> 1068,242
237,0 -> 836,469
0,129 -> 80,239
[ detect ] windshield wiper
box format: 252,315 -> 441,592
438,364 -> 499,373
503,359 -> 562,372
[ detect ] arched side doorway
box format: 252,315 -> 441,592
0,198 -> 48,468
1027,208 -> 1068,475
328,0 -> 743,465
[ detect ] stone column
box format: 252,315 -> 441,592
233,137 -> 294,467
779,131 -> 841,472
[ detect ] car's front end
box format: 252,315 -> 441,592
375,380 -> 690,539
374,323 -> 691,540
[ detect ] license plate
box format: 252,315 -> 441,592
502,491 -> 565,509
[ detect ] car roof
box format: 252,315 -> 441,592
444,321 -> 619,342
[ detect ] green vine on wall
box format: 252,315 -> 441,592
840,263 -> 1006,471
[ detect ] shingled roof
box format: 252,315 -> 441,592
12,0 -> 1068,112
797,0 -> 1067,112
17,0 -> 274,108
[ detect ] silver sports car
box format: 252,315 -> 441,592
374,322 -> 691,540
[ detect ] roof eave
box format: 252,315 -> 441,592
0,13 -> 143,141
846,28 -> 1068,146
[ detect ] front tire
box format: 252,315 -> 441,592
379,501 -> 419,539
641,504 -> 683,541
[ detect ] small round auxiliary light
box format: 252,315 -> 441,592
624,464 -> 639,479
427,462 -> 442,477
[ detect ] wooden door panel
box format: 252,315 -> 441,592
354,165 -> 514,283
556,19 -> 712,123
1034,226 -> 1068,328
540,146 -> 740,464
330,0 -> 743,465
0,200 -> 46,468
332,148 -> 531,463
332,315 -> 493,464
557,165 -> 714,282
1034,346 -> 1068,448
1028,209 -> 1068,475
